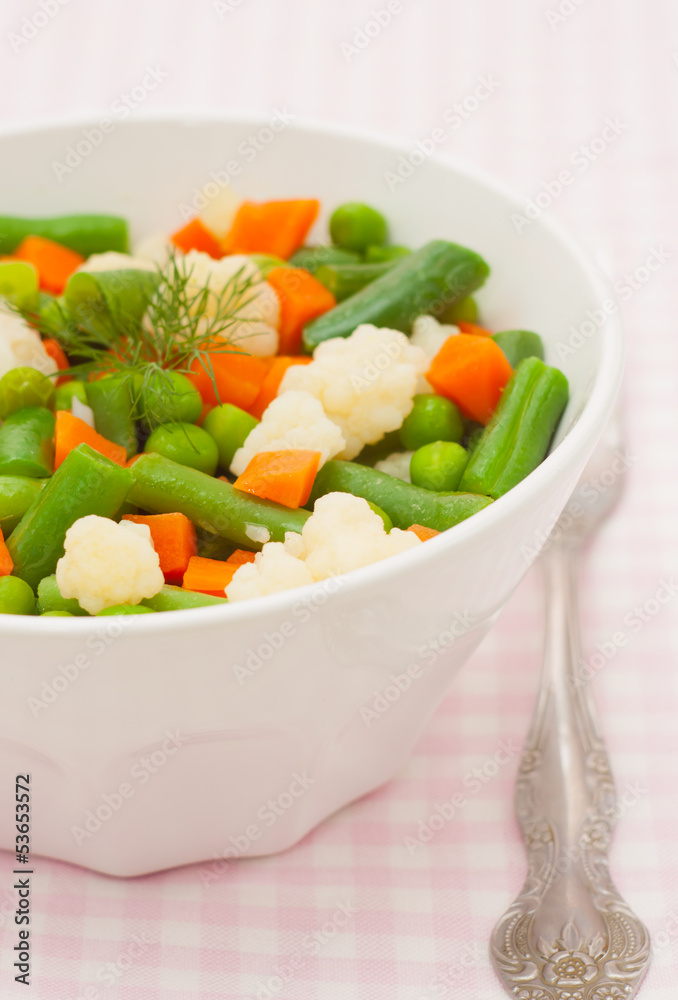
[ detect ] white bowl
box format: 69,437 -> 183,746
0,115 -> 622,876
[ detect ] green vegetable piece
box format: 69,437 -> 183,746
354,430 -> 403,467
0,368 -> 56,419
64,268 -> 160,339
314,261 -> 393,302
0,214 -> 129,256
288,246 -> 361,273
365,500 -> 393,532
309,460 -> 492,532
491,329 -> 545,368
85,375 -> 137,458
202,403 -> 258,472
138,371 -> 203,427
196,530 -> 238,561
303,240 -> 490,351
0,406 -> 55,477
36,575 -> 89,616
0,576 -> 35,615
438,295 -> 478,324
55,381 -> 88,411
400,394 -> 464,451
248,253 -> 288,276
41,611 -> 74,617
97,604 -> 155,615
0,260 -> 39,310
7,443 -> 133,591
129,453 -> 310,550
0,475 -> 45,537
364,245 -> 411,264
329,203 -> 388,252
144,423 -> 219,476
410,442 -> 469,492
459,358 -> 569,499
142,585 -> 228,611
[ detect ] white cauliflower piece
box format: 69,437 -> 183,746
56,516 -> 164,615
230,390 -> 345,476
374,451 -> 414,482
410,314 -> 459,359
226,493 -> 421,602
184,250 -> 280,357
133,231 -> 174,267
77,252 -> 156,273
225,541 -> 314,602
0,307 -> 57,379
71,396 -> 95,428
197,185 -> 242,239
280,324 -> 429,459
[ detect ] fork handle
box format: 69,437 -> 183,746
490,541 -> 651,999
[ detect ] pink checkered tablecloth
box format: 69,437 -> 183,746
0,0 -> 677,996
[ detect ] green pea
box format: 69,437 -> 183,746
363,245 -> 411,264
55,380 -> 88,411
41,610 -> 74,617
365,500 -> 393,532
0,576 -> 35,615
410,441 -> 470,492
144,422 -> 219,475
248,253 -> 287,277
202,404 -> 258,472
0,367 -> 56,419
329,203 -> 388,253
400,394 -> 464,451
139,372 -> 203,427
438,295 -> 478,324
97,604 -> 155,615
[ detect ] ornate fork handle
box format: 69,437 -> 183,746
490,539 -> 651,1000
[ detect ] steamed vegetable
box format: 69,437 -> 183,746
170,218 -> 221,258
314,261 -> 393,302
15,235 -> 85,295
0,407 -> 55,477
267,266 -> 336,354
491,329 -> 544,368
0,367 -> 55,419
410,441 -> 469,492
222,200 -> 320,259
0,213 -> 128,256
85,376 -> 137,458
329,203 -> 387,252
122,512 -> 197,584
141,585 -> 228,611
0,475 -> 45,536
234,449 -> 321,508
0,576 -> 34,615
427,334 -> 513,424
54,410 -> 127,469
144,422 -> 219,476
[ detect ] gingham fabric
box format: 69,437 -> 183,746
0,1 -> 676,996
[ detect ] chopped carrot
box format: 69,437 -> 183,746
250,355 -> 313,419
427,335 -> 513,425
267,267 -> 336,354
188,346 -> 271,409
182,556 -> 239,597
0,527 -> 13,577
54,410 -> 127,469
42,338 -> 71,386
225,549 -> 257,568
122,513 -> 198,584
457,320 -> 493,337
170,218 -> 222,259
234,449 -> 321,508
222,200 -> 319,259
407,524 -> 441,542
14,235 -> 85,295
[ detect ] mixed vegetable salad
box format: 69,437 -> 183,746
0,189 -> 568,616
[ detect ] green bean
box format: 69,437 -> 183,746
41,611 -> 74,617
288,246 -> 361,273
314,261 -> 393,301
0,576 -> 35,615
0,260 -> 39,309
0,214 -> 129,256
64,268 -> 160,339
459,358 -> 569,498
329,203 -> 388,252
410,442 -> 469,492
0,407 -> 55,477
438,295 -> 478,324
7,444 -> 133,591
364,245 -> 411,264
129,453 -> 309,549
354,430 -> 403,467
97,604 -> 155,615
400,394 -> 464,450
36,575 -> 89,616
491,329 -> 544,368
0,476 -> 45,537
202,403 -> 258,472
309,460 -> 492,531
0,367 -> 55,419
85,376 -> 137,458
144,423 -> 219,476
248,253 -> 287,276
54,381 -> 88,411
142,585 -> 228,612
365,501 -> 393,532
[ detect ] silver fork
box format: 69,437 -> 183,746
490,410 -> 651,1000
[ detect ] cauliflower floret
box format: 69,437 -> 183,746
197,185 -> 242,240
225,541 -> 314,602
0,307 -> 57,379
230,390 -> 345,476
280,324 -> 429,459
133,231 -> 174,267
374,451 -> 414,482
410,314 -> 459,359
77,252 -> 157,273
56,516 -> 164,615
184,250 -> 280,357
226,493 -> 421,602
